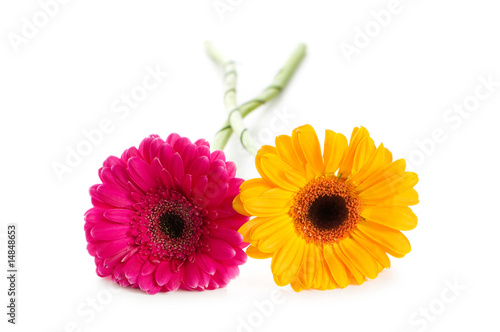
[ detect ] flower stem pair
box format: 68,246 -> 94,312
206,41 -> 307,155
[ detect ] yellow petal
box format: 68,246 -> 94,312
323,244 -> 350,288
323,129 -> 348,175
284,170 -> 309,188
311,249 -> 330,290
359,171 -> 419,202
256,221 -> 296,253
294,125 -> 324,175
243,188 -> 294,217
339,237 -> 379,279
271,236 -> 305,286
254,146 -> 278,187
298,242 -> 317,289
275,134 -> 305,172
256,144 -> 278,157
384,147 -> 393,164
233,195 -> 251,216
355,159 -> 406,193
250,214 -> 294,242
364,188 -> 419,207
333,243 -> 365,285
238,216 -> 268,242
258,153 -> 303,191
239,179 -> 273,202
240,177 -> 272,192
291,125 -> 312,170
339,127 -> 375,177
351,136 -> 376,176
246,245 -> 273,259
356,220 -> 411,258
348,143 -> 390,186
361,206 -> 418,231
351,231 -> 390,268
290,278 -> 304,292
321,262 -> 338,290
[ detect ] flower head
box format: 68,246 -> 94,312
234,125 -> 419,291
85,134 -> 249,294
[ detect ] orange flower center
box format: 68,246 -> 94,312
290,176 -> 361,244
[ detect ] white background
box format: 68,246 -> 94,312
1,1 -> 499,331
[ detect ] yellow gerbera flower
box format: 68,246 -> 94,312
234,124 -> 419,291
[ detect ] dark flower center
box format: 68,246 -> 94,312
159,212 -> 185,239
291,176 -> 361,244
307,195 -> 349,230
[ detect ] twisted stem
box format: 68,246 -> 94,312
207,42 -> 307,154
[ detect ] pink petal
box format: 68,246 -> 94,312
113,261 -> 126,280
160,169 -> 174,188
117,279 -> 131,287
197,145 -> 211,158
216,197 -> 246,218
84,208 -> 106,224
141,261 -> 157,276
181,174 -> 192,197
217,215 -> 250,232
207,238 -> 236,261
224,263 -> 240,279
166,133 -> 181,146
158,143 -> 174,168
103,155 -> 124,167
210,227 -> 243,247
226,161 -> 236,178
194,138 -> 210,148
138,273 -> 155,292
206,278 -> 219,290
171,258 -> 185,273
198,270 -> 210,288
91,196 -> 115,209
138,135 -> 159,164
104,248 -> 133,268
181,143 -> 197,171
124,255 -> 143,284
96,237 -> 132,258
183,261 -> 200,289
128,157 -> 158,192
227,177 -> 244,197
121,146 -> 141,163
96,260 -> 113,277
150,158 -> 165,182
99,167 -> 119,186
148,137 -> 164,163
210,159 -> 226,170
212,262 -> 230,287
173,137 -> 191,155
155,261 -> 173,286
146,285 -> 162,295
110,165 -> 134,190
168,153 -> 184,182
94,184 -> 135,208
210,150 -> 225,162
203,166 -> 228,208
188,156 -> 210,178
195,253 -> 216,275
191,176 -> 208,198
103,209 -> 135,224
91,222 -> 130,240
166,271 -> 182,291
233,248 -> 247,265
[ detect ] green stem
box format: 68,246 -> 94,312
206,41 -> 261,156
208,42 -> 307,153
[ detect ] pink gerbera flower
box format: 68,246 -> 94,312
84,134 -> 249,294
